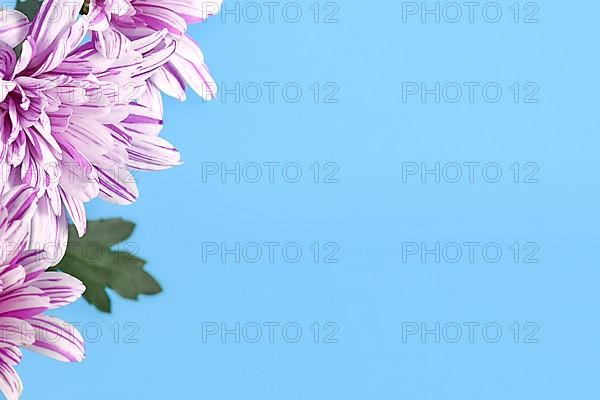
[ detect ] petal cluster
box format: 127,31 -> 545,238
0,0 -> 221,398
90,0 -> 223,102
0,185 -> 85,400
1,0 -> 184,262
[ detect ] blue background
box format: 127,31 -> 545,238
20,1 -> 600,399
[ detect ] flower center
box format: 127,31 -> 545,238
80,0 -> 91,15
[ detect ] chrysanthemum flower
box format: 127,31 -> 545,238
88,0 -> 223,102
0,0 -> 180,262
0,185 -> 85,400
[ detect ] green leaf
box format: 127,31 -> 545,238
14,0 -> 44,57
82,219 -> 136,247
56,219 -> 162,313
15,0 -> 43,21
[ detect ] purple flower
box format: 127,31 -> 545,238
0,1 -> 180,261
89,0 -> 223,101
0,185 -> 85,400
